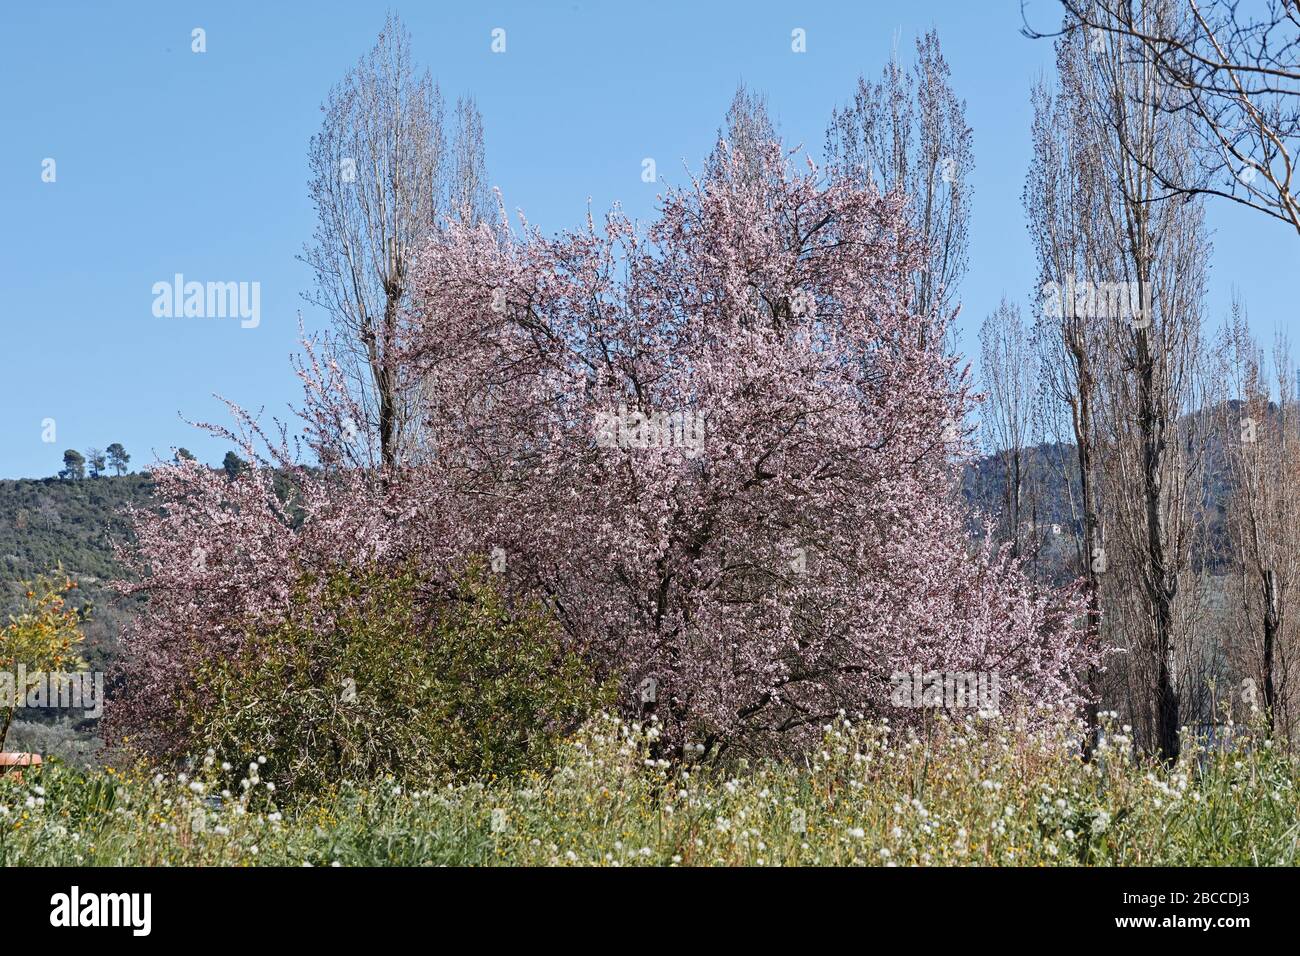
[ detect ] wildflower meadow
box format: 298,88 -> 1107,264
5,713 -> 1296,868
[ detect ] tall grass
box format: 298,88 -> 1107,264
3,712 -> 1296,866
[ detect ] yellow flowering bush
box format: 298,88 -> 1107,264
0,570 -> 88,750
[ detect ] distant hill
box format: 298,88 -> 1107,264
962,440 -> 1081,528
0,474 -> 156,721
961,401 -> 1250,575
0,473 -> 159,761
0,473 -> 154,584
1,408 -> 1253,603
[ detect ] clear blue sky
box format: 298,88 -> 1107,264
1,0 -> 1294,479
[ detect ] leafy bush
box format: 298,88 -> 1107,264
178,559 -> 609,798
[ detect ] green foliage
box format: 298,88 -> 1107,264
420,560 -> 614,778
105,444 -> 130,477
179,560 -> 610,799
0,474 -> 152,585
0,571 -> 87,674
222,451 -> 248,480
59,450 -> 85,481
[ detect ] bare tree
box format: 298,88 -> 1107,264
1026,65 -> 1108,752
979,298 -> 1036,555
1076,3 -> 1212,760
1028,0 -> 1300,236
708,84 -> 781,193
826,29 -> 973,324
85,447 -> 106,479
303,14 -> 448,470
35,496 -> 61,532
1028,5 -> 1217,760
1216,303 -> 1300,739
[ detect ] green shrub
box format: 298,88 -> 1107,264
180,559 -> 609,799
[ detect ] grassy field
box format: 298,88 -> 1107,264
3,712 -> 1297,867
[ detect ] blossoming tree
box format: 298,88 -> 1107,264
396,140 -> 1093,754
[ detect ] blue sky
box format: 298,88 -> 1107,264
1,0 -> 1294,479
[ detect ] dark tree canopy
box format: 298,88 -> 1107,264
60,449 -> 85,481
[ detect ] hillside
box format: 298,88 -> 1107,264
0,472 -> 156,665
0,473 -> 154,582
0,473 -> 156,761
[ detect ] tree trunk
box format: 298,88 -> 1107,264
369,291 -> 401,472
1076,371 -> 1103,759
1136,318 -> 1180,762
1262,567 -> 1279,731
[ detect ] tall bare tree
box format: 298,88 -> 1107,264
304,14 -> 455,470
1026,66 -> 1108,752
1028,6 -> 1214,759
708,84 -> 781,194
449,95 -> 492,226
979,298 -> 1037,555
1216,303 -> 1300,739
1078,2 -> 1212,760
826,29 -> 973,324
